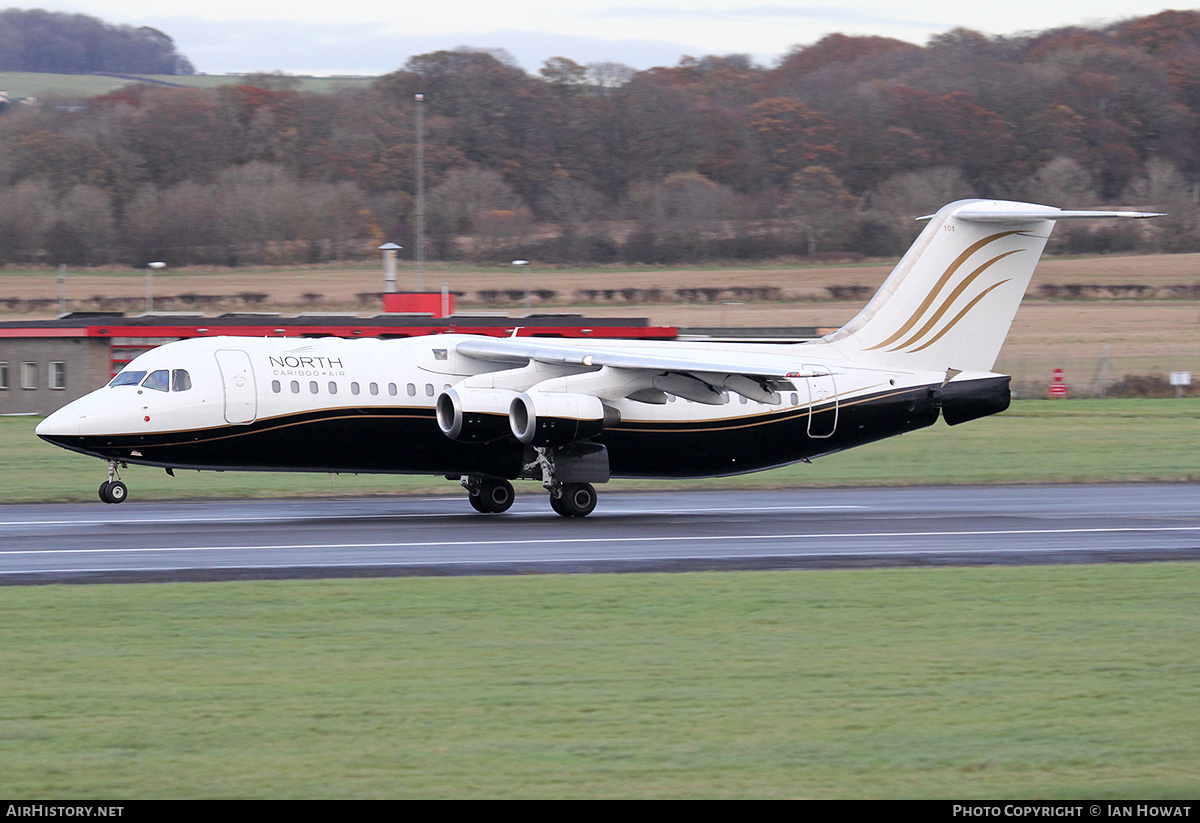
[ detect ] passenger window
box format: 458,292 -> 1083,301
351,382 -> 360,395
790,393 -> 799,405
407,383 -> 416,396
141,370 -> 170,392
109,370 -> 147,388
328,382 -> 338,395
272,380 -> 281,393
171,369 -> 192,392
425,383 -> 434,397
290,381 -> 300,394
310,381 -> 319,394
388,383 -> 397,396
369,382 -> 379,396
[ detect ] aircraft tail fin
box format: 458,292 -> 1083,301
821,199 -> 1159,374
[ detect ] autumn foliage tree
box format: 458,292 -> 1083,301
1,11 -> 1200,265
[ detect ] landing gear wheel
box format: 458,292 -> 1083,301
470,478 -> 514,513
556,483 -> 597,518
106,481 -> 128,504
98,480 -> 128,504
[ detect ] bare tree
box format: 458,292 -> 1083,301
429,166 -> 525,234
50,185 -> 115,264
0,179 -> 55,263
1122,158 -> 1200,251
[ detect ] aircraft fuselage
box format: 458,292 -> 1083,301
36,334 -> 1006,480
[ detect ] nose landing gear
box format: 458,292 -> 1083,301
98,460 -> 128,504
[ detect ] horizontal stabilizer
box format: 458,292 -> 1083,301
948,204 -> 1163,223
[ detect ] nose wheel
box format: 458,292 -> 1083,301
98,460 -> 128,504
98,480 -> 128,504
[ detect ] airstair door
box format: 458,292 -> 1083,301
804,365 -> 838,439
215,349 -> 257,424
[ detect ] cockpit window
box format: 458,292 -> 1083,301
172,369 -> 192,392
141,370 -> 170,392
109,370 -> 146,387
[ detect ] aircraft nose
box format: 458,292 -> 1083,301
36,395 -> 91,439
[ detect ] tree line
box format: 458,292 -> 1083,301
1,10 -> 1199,267
0,9 -> 192,75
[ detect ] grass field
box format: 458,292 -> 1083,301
8,398 -> 1200,503
2,566 -> 1197,798
5,252 -> 1200,311
0,71 -> 373,100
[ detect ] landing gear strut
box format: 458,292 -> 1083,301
529,447 -> 600,518
462,476 -> 515,513
98,460 -> 128,504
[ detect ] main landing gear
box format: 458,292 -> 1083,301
461,475 -> 598,517
98,460 -> 127,504
460,448 -> 604,518
528,445 -> 600,518
462,476 -> 515,513
549,482 -> 597,518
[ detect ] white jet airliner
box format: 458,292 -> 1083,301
37,200 -> 1158,516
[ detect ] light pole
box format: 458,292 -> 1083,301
145,261 -> 165,313
512,259 -> 531,314
415,93 -> 426,293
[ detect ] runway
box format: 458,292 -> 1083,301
2,484 -> 1199,583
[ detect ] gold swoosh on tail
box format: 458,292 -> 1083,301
905,280 -> 1011,353
864,230 -> 1022,351
883,249 -> 1022,352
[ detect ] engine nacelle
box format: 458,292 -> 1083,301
509,391 -> 620,447
436,387 -> 518,443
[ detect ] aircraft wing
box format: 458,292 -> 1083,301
453,336 -> 815,379
452,336 -> 818,405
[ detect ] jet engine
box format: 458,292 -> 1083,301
436,387 -> 518,443
509,391 -> 621,447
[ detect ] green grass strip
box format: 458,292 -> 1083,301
1,566 -> 1197,798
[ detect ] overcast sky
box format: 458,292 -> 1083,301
34,1 -> 1187,75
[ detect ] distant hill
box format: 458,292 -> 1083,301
0,8 -> 192,75
0,71 -> 375,100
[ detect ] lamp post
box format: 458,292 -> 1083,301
415,93 -> 426,293
512,259 -> 531,314
145,261 -> 165,313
